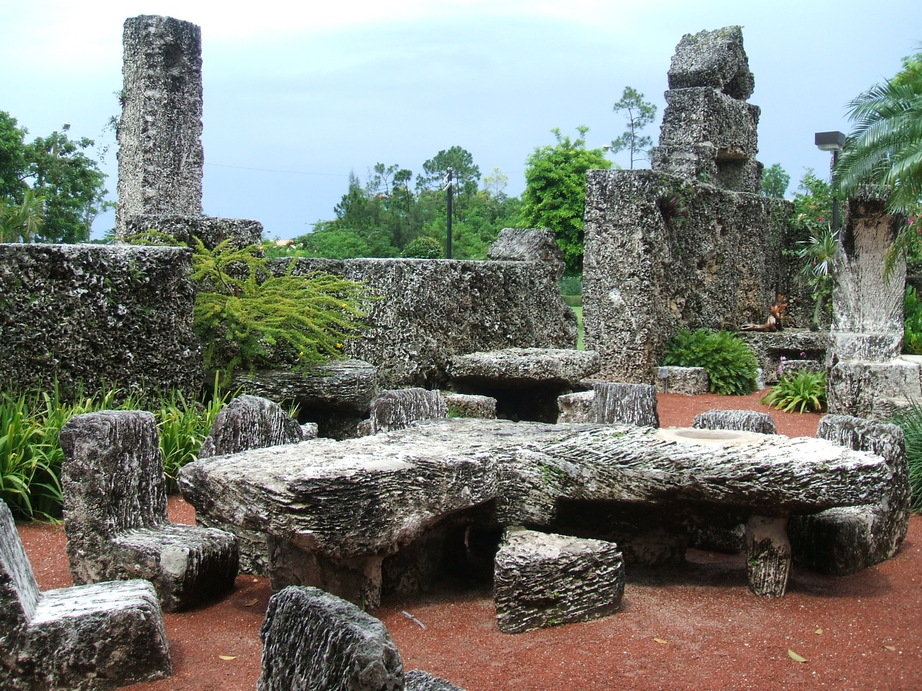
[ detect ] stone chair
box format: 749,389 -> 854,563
198,394 -> 310,458
788,414 -> 910,575
592,382 -> 660,427
0,499 -> 171,689
60,410 -> 239,612
259,585 -> 461,690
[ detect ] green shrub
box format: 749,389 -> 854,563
0,385 -> 232,521
663,329 -> 759,395
889,401 -> 922,512
559,275 -> 582,297
904,286 -> 922,354
760,370 -> 827,413
400,236 -> 442,259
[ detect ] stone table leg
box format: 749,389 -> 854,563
745,515 -> 791,598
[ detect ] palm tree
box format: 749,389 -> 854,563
835,53 -> 922,215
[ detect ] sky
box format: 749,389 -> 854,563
2,0 -> 920,240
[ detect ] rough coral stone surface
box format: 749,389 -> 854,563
448,348 -> 600,387
487,227 -> 565,278
60,410 -> 238,611
789,415 -> 910,575
124,214 -> 263,249
279,258 -> 577,389
0,500 -> 172,690
667,26 -> 754,98
442,392 -> 497,419
367,388 -> 448,434
258,586 -> 404,691
656,366 -> 709,395
556,391 -> 595,423
117,15 -> 203,233
826,359 -> 922,418
199,394 -> 306,458
592,382 -> 660,427
0,243 -> 202,403
693,409 -> 777,435
494,528 -> 624,633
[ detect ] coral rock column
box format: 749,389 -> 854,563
116,15 -> 203,235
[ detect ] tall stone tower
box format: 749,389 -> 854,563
116,15 -> 203,234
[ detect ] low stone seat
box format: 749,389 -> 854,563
60,410 -> 239,611
0,499 -> 172,689
447,347 -> 600,421
362,388 -> 448,435
494,527 -> 625,634
789,414 -> 910,575
199,394 -> 308,458
656,366 -> 709,395
557,383 -> 659,427
259,585 -> 460,690
693,409 -> 776,435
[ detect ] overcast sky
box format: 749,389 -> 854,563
2,0 -> 920,240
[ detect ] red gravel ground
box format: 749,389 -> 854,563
16,390 -> 922,690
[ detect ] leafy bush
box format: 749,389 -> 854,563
0,385 -> 231,520
889,401 -> 922,512
904,286 -> 922,354
663,329 -> 759,395
760,370 -> 827,413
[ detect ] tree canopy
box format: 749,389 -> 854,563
0,112 -> 110,243
760,163 -> 790,198
835,52 -> 922,215
520,127 -> 611,275
610,87 -> 657,169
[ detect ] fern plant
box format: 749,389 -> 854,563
761,370 -> 827,413
904,286 -> 922,354
663,329 -> 759,395
889,400 -> 922,512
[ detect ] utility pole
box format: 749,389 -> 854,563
446,166 -> 453,259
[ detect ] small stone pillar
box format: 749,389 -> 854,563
827,192 -> 920,416
117,15 -> 203,235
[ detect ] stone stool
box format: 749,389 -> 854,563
494,528 -> 625,634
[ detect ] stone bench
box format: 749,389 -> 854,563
0,499 -> 172,689
737,330 -> 830,384
447,347 -> 600,422
180,418 -> 890,604
494,528 -> 624,633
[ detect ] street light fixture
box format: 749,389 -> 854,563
815,131 -> 846,231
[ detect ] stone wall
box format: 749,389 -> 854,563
280,257 -> 577,388
0,243 -> 202,402
583,170 -> 792,382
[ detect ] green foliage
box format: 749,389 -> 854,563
520,127 -> 612,275
559,274 -> 582,297
904,285 -> 922,354
0,385 -> 233,521
663,329 -> 759,396
761,163 -> 790,198
797,225 -> 839,328
835,51 -> 922,216
760,370 -> 827,413
792,170 -> 835,242
401,235 -> 442,258
0,113 -> 110,244
187,237 -> 369,383
888,400 -> 922,512
610,86 -> 657,169
416,146 -> 481,195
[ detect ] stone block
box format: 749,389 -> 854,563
60,410 -> 238,611
556,390 -> 595,423
494,528 -> 624,633
366,388 -> 448,434
658,87 -> 759,157
0,499 -> 172,689
259,586 -> 403,690
0,243 -> 202,404
667,26 -> 754,99
737,330 -> 829,385
693,409 -> 776,434
776,359 -> 822,379
124,214 -> 262,249
442,392 -> 497,419
593,382 -> 659,427
487,227 -> 565,278
656,366 -> 709,395
199,394 -> 306,458
827,359 -> 922,418
789,415 -> 910,575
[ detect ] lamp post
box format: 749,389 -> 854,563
814,131 -> 846,232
